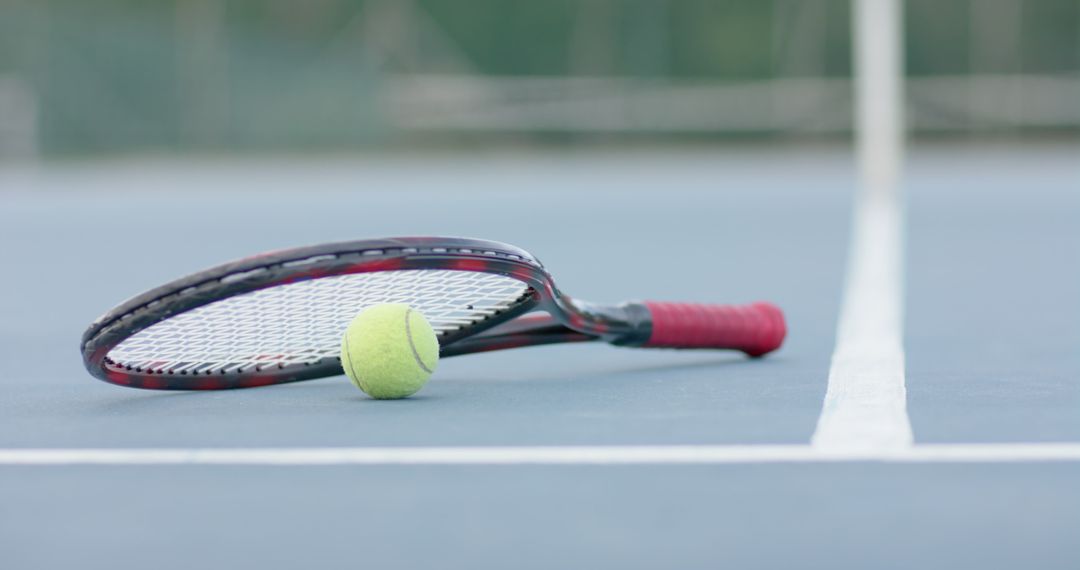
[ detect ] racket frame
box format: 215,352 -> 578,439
81,237 -> 650,390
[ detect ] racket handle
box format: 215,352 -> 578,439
640,301 -> 786,356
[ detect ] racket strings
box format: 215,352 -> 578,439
105,270 -> 529,376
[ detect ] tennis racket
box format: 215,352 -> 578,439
81,237 -> 786,390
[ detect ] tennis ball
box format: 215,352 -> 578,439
340,303 -> 439,399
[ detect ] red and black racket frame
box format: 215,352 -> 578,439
81,237 -> 785,390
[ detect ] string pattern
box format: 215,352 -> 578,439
106,270 -> 529,376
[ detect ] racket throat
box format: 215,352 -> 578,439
566,300 -> 653,346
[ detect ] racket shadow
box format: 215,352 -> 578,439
588,354 -> 789,380
442,352 -> 788,384
89,354 -> 787,416
89,376 -> 449,414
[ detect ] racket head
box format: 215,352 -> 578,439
81,237 -> 563,390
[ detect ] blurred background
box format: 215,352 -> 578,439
0,0 -> 1077,160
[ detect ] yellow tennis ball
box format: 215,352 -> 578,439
340,303 -> 439,399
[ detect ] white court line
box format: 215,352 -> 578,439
811,195 -> 912,451
812,0 -> 912,452
1,444 -> 1079,466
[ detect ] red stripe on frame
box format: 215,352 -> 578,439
452,259 -> 488,272
106,370 -> 132,385
241,376 -> 277,388
141,376 -> 167,390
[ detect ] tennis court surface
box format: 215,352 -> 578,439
1,143 -> 1077,569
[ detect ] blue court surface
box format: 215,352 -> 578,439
0,143 -> 1077,569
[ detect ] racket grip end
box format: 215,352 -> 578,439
641,301 -> 786,356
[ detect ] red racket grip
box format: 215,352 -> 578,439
641,301 -> 786,356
